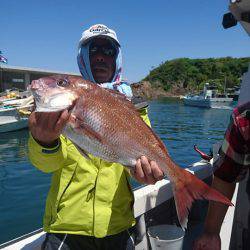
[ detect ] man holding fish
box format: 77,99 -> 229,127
28,24 -> 231,250
28,24 -> 164,249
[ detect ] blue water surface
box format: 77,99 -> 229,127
0,98 -> 233,244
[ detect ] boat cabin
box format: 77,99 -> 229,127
203,83 -> 218,99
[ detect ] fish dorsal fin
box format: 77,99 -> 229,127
103,88 -> 138,111
104,88 -> 128,101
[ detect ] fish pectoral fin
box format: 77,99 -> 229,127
75,119 -> 103,143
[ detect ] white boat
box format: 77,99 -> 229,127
0,106 -> 33,133
0,96 -> 34,133
0,115 -> 29,133
183,83 -> 234,108
227,86 -> 240,101
0,95 -> 34,109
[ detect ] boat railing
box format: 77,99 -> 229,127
134,160 -> 214,249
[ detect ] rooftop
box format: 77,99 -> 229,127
0,64 -> 81,76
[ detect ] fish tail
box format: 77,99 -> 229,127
172,168 -> 233,229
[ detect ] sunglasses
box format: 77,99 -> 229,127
89,43 -> 117,57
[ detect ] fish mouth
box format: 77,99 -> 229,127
32,91 -> 42,103
33,92 -> 77,112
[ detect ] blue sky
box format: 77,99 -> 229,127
1,0 -> 249,82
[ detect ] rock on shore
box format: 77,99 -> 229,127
131,81 -> 186,99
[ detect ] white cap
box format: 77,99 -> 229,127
78,24 -> 120,48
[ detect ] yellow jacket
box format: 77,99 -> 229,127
28,108 -> 151,238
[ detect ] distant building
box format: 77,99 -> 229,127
0,64 -> 80,92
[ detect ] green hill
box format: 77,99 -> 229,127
143,57 -> 250,93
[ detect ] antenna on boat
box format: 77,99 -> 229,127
0,50 -> 8,92
224,76 -> 227,96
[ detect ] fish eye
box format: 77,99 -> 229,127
57,79 -> 69,87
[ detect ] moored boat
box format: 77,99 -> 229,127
227,86 -> 240,101
0,115 -> 29,133
0,96 -> 34,132
183,83 -> 234,108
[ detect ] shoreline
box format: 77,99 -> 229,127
131,81 -> 186,100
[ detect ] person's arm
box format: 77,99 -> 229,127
28,110 -> 70,173
204,177 -> 236,234
193,107 -> 249,250
193,176 -> 235,250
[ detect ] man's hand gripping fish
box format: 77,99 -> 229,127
30,75 -> 233,229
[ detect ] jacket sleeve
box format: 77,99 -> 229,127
139,107 -> 151,127
28,133 -> 68,173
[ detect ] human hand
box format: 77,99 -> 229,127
131,156 -> 164,185
29,110 -> 70,146
193,233 -> 221,250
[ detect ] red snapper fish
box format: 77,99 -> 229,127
30,75 -> 232,228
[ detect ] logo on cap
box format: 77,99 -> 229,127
89,25 -> 109,34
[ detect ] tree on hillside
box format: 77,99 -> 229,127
144,57 -> 250,92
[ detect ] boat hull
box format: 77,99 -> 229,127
183,97 -> 233,108
0,118 -> 28,133
183,98 -> 210,108
0,100 -> 33,132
